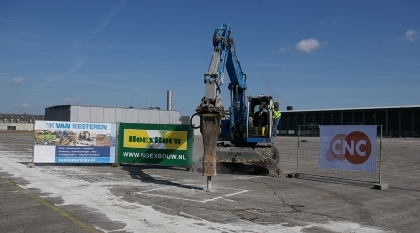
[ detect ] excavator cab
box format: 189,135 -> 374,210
247,94 -> 275,139
218,94 -> 275,143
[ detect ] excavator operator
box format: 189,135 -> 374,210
253,105 -> 268,136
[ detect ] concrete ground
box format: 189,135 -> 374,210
0,131 -> 419,233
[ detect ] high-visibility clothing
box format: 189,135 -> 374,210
273,110 -> 281,120
267,105 -> 281,120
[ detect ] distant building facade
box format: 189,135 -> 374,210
280,105 -> 420,137
0,113 -> 44,123
0,113 -> 44,130
45,105 -> 181,124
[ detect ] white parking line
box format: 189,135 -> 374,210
136,185 -> 250,203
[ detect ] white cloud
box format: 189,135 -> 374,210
403,29 -> 419,41
18,103 -> 30,109
295,39 -> 321,53
279,46 -> 292,52
62,98 -> 81,104
11,77 -> 25,85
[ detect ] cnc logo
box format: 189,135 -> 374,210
326,131 -> 372,165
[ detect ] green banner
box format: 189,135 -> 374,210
118,123 -> 194,167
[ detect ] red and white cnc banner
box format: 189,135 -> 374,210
319,125 -> 377,172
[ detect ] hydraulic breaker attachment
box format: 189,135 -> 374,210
195,102 -> 224,191
200,113 -> 222,177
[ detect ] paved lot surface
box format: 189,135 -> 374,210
0,131 -> 419,233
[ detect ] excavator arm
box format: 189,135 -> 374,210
196,23 -> 248,190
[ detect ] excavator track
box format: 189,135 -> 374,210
215,145 -> 284,177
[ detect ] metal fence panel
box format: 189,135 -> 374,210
297,125 -> 382,184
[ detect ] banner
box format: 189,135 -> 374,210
118,123 -> 193,167
319,125 -> 377,172
34,121 -> 116,163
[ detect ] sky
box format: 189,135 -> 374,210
1,0 -> 419,117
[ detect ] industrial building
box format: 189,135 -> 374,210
279,105 -> 420,138
2,87 -> 419,138
44,105 -> 181,124
0,113 -> 44,123
44,90 -> 182,125
0,113 -> 44,130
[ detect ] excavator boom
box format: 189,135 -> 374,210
195,23 -> 284,191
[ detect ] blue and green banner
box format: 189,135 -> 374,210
33,121 -> 116,163
118,123 -> 193,167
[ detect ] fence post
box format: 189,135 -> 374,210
379,125 -> 382,184
112,122 -> 120,167
297,125 -> 300,174
27,122 -> 36,168
374,125 -> 388,190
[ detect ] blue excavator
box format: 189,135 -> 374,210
193,23 -> 284,190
